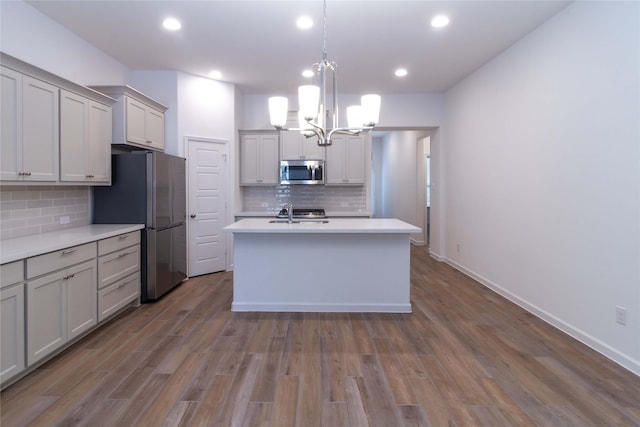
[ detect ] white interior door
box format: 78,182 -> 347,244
187,137 -> 227,277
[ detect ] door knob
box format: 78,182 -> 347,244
190,214 -> 196,218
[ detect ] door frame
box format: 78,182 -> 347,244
184,136 -> 230,277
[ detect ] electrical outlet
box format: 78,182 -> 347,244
616,306 -> 627,325
59,215 -> 70,225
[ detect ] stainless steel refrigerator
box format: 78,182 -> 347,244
93,151 -> 187,302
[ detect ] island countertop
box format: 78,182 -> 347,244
224,218 -> 421,234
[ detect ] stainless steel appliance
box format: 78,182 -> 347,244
277,207 -> 327,219
93,151 -> 187,302
280,160 -> 324,185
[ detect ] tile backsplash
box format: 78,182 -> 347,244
0,186 -> 90,240
242,185 -> 367,214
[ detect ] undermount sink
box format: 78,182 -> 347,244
269,219 -> 329,224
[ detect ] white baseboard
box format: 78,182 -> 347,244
443,257 -> 640,377
429,250 -> 445,261
231,302 -> 412,313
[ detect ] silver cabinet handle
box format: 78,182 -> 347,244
118,235 -> 128,240
62,249 -> 77,255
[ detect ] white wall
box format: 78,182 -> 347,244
376,132 -> 419,219
0,0 -> 129,85
443,1 -> 640,374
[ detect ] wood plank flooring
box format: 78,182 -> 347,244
2,246 -> 639,426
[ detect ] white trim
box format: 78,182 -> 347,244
231,302 -> 412,313
443,257 -> 640,376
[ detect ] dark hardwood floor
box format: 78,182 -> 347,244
2,246 -> 639,426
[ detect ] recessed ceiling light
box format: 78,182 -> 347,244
302,69 -> 314,78
431,15 -> 450,28
209,70 -> 222,80
297,16 -> 313,30
395,68 -> 408,77
162,17 -> 181,31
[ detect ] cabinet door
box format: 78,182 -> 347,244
60,89 -> 89,182
27,271 -> 66,365
0,66 -> 22,181
66,260 -> 97,340
125,97 -> 147,146
240,133 -> 279,185
146,107 -> 165,150
259,134 -> 280,184
1,284 -> 25,384
280,131 -> 302,160
326,134 -> 365,185
281,131 -> 325,161
325,135 -> 347,184
344,135 -> 365,184
302,137 -> 325,160
240,134 -> 260,185
87,101 -> 112,182
22,75 -> 59,182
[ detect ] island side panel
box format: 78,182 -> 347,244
231,232 -> 411,312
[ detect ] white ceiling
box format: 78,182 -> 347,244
25,0 -> 571,94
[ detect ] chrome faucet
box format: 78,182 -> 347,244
287,203 -> 294,223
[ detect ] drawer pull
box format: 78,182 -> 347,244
118,235 -> 129,240
118,251 -> 131,258
120,278 -> 136,288
61,249 -> 77,255
63,273 -> 76,280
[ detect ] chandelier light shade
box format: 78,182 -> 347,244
267,0 -> 381,146
268,97 -> 289,128
361,94 -> 381,127
298,85 -> 320,121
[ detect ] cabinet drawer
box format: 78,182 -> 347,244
98,245 -> 140,289
98,231 -> 141,256
1,260 -> 24,289
27,242 -> 96,279
98,272 -> 139,322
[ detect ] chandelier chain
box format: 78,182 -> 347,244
322,0 -> 327,62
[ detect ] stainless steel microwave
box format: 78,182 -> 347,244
280,160 -> 324,185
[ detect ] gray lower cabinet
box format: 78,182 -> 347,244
0,229 -> 141,389
26,244 -> 97,366
0,260 -> 25,385
97,231 -> 141,321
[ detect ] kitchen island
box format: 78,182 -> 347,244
224,218 -> 421,313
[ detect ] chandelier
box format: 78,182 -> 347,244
268,0 -> 381,147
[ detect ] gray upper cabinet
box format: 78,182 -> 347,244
60,90 -> 112,184
1,66 -> 59,182
90,86 -> 167,152
0,53 -> 115,186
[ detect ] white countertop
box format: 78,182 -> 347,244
0,224 -> 144,264
224,218 -> 421,234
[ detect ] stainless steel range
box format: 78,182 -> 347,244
277,207 -> 327,219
